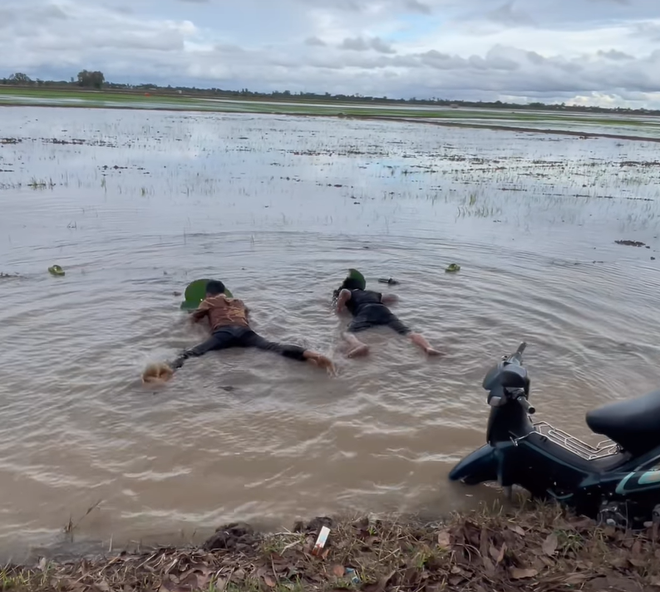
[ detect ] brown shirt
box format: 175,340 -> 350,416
192,295 -> 250,331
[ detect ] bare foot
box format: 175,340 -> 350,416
347,344 -> 370,358
425,347 -> 442,357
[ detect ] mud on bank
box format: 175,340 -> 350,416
4,502 -> 659,592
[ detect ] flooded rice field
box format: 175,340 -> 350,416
2,106 -> 660,561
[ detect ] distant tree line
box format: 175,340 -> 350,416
77,70 -> 105,89
3,70 -> 105,89
1,70 -> 659,116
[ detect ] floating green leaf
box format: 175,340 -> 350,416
445,264 -> 461,273
48,265 -> 65,276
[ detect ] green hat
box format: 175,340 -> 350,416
180,278 -> 233,311
345,268 -> 366,290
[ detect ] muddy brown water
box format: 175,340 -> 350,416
2,107 -> 660,561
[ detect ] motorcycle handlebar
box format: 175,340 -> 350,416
508,342 -> 527,365
517,394 -> 535,415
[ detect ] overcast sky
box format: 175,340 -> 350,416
2,0 -> 660,107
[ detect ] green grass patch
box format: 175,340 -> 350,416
1,87 -> 658,137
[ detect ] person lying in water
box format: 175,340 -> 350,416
144,280 -> 335,382
334,277 -> 439,358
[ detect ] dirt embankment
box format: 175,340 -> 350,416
3,502 -> 659,591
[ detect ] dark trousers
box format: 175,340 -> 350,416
348,304 -> 411,335
171,325 -> 307,369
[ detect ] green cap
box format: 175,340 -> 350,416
346,268 -> 366,290
180,278 -> 234,311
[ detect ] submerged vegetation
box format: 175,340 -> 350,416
2,106 -> 660,248
1,86 -> 660,141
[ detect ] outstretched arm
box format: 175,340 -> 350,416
381,294 -> 399,306
191,300 -> 210,322
336,289 -> 352,314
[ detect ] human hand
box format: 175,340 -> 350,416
142,363 -> 174,387
306,353 -> 337,376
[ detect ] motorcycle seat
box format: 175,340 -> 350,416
586,389 -> 660,456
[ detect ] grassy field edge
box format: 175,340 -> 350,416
1,88 -> 660,143
2,501 -> 658,591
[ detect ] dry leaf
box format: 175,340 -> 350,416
629,558 -> 646,568
231,569 -> 246,582
589,575 -> 642,592
575,560 -> 593,571
570,517 -> 594,530
479,525 -> 492,573
263,575 -> 276,588
487,543 -> 506,564
542,533 -> 558,556
437,530 -> 451,548
403,566 -> 419,585
195,573 -> 211,589
651,577 -> 660,587
164,558 -> 179,576
610,556 -> 630,570
510,568 -> 538,580
564,573 -> 588,585
362,570 -> 396,592
508,524 -> 526,536
448,576 -> 463,587
479,527 -> 489,552
178,570 -> 200,588
159,580 -> 187,592
632,540 -> 643,556
332,565 -> 345,578
482,555 -> 496,576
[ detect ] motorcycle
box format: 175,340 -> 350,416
448,342 -> 660,529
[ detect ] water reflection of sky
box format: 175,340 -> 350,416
2,107 -> 660,263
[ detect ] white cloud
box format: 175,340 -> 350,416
484,2 -> 536,27
305,36 -> 327,47
1,0 -> 660,107
340,36 -> 396,54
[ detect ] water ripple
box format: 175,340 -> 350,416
1,107 -> 660,559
